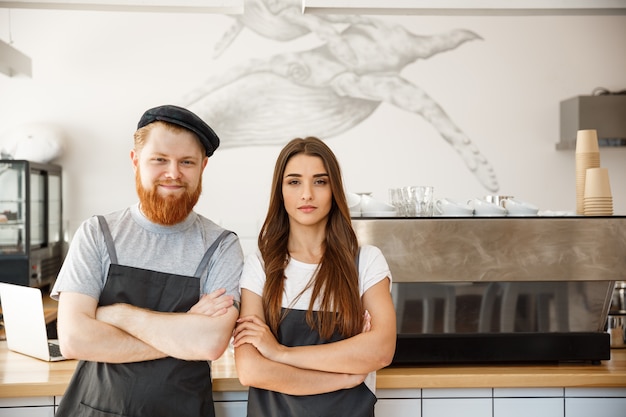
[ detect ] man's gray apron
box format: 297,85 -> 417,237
56,216 -> 231,417
246,251 -> 377,417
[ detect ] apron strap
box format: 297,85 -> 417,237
96,215 -> 118,264
96,215 -> 232,279
193,229 -> 234,278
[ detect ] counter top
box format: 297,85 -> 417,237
1,341 -> 624,398
377,350 -> 626,389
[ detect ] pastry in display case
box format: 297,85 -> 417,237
0,160 -> 63,288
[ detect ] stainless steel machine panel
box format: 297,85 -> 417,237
353,217 -> 626,283
352,217 -> 625,363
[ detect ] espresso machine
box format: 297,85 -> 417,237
353,216 -> 623,364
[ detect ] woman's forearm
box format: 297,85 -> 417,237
235,344 -> 366,395
273,329 -> 395,374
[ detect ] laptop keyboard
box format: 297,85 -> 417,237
48,342 -> 63,358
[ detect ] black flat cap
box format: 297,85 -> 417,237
137,105 -> 220,157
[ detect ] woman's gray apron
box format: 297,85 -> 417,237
247,251 -> 376,417
56,216 -> 231,417
247,311 -> 377,417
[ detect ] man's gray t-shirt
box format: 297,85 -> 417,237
51,203 -> 242,302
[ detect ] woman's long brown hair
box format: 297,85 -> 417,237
259,137 -> 363,340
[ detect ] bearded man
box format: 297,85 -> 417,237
51,105 -> 243,417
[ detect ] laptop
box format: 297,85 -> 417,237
0,282 -> 66,362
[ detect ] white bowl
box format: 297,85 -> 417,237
346,192 -> 362,210
435,198 -> 474,216
360,195 -> 396,212
504,199 -> 539,216
469,198 -> 507,216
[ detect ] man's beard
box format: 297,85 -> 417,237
135,170 -> 202,226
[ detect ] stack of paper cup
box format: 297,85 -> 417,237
575,130 -> 600,215
584,167 -> 613,216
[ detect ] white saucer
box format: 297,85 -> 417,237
538,211 -> 577,217
362,211 -> 396,218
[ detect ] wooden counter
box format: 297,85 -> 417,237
0,342 -> 244,398
377,350 -> 626,389
1,341 -> 624,398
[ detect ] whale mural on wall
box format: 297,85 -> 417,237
182,0 -> 499,192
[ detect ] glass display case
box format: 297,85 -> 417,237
0,160 -> 63,288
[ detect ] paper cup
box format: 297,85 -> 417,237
576,129 -> 599,153
584,168 -> 612,199
575,150 -> 601,215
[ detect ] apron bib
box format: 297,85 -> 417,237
56,216 -> 231,417
246,309 -> 377,417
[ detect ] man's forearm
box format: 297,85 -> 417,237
97,303 -> 237,361
59,313 -> 166,363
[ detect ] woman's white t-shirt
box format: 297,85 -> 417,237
239,244 -> 392,393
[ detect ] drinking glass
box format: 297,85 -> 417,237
389,188 -> 406,216
401,186 -> 417,217
413,186 -> 434,217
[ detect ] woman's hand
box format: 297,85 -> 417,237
188,288 -> 234,317
362,309 -> 371,333
347,373 -> 369,389
233,315 -> 286,362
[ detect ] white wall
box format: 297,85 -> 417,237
1,9 -> 625,251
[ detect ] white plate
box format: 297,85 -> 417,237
538,211 -> 577,217
361,211 -> 396,217
507,209 -> 539,216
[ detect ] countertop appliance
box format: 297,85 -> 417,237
558,93 -> 626,149
353,217 -> 623,364
0,160 -> 63,288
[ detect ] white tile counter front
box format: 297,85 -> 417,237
3,389 -> 626,417
375,387 -> 626,417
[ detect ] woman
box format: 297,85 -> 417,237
233,137 -> 396,417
